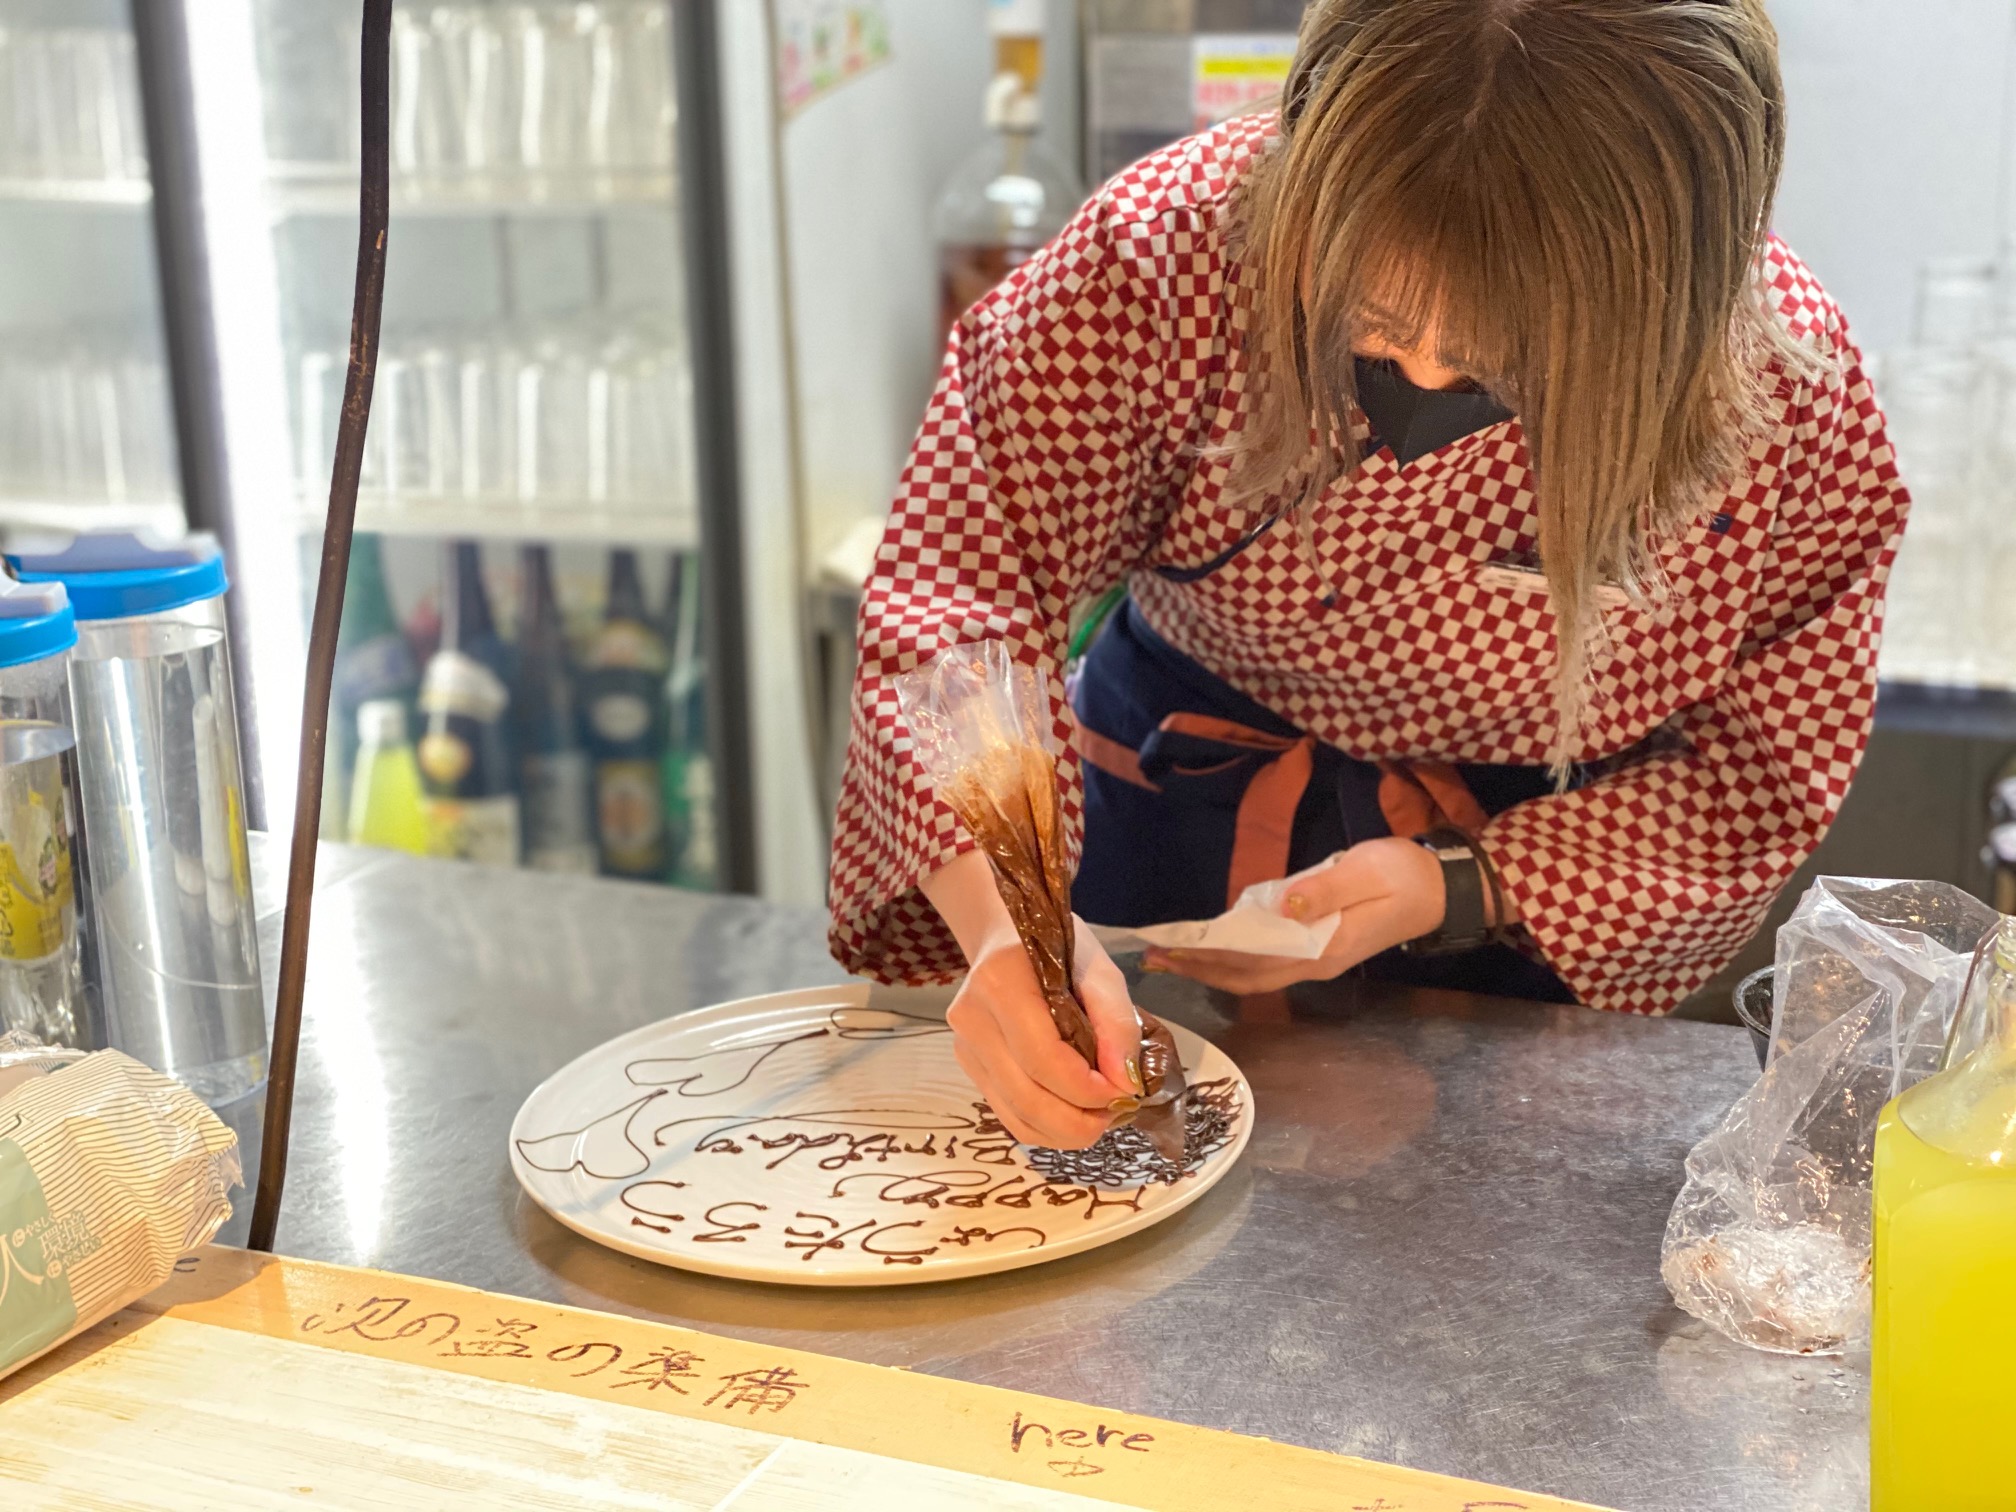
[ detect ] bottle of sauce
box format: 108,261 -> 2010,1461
416,542 -> 521,865
582,549 -> 670,880
514,545 -> 596,873
347,699 -> 429,856
933,0 -> 1083,335
1870,920 -> 2016,1506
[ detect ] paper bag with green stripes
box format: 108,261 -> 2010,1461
0,1035 -> 240,1379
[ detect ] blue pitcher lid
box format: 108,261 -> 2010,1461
0,576 -> 77,669
6,529 -> 228,622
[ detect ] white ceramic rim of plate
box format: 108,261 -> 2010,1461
507,982 -> 1255,1287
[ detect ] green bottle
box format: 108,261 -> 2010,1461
662,551 -> 716,891
330,533 -> 419,840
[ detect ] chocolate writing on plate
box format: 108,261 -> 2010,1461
513,1005 -> 1243,1273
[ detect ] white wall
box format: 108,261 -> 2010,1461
723,1 -> 1084,905
1772,0 -> 2016,354
779,0 -> 1082,572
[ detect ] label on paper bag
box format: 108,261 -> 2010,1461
0,1139 -> 80,1374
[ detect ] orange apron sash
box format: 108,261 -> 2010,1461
1375,759 -> 1489,840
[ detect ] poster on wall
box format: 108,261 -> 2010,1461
1191,33 -> 1297,130
774,0 -> 894,119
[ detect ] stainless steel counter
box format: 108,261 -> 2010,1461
222,840 -> 1867,1512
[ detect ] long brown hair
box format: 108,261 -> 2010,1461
1236,0 -> 1812,765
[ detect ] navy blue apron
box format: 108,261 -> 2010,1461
1069,361 -> 1577,1004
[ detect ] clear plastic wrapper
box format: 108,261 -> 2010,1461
897,642 -> 1189,1161
1661,877 -> 1999,1354
0,1031 -> 241,1379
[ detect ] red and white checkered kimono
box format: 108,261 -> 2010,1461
828,116 -> 1910,1016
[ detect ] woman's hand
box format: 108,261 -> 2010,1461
1144,836 -> 1448,994
924,852 -> 1143,1150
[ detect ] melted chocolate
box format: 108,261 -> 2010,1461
945,744 -> 1094,1064
941,737 -> 1191,1161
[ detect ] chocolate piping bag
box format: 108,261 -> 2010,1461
899,643 -> 1190,1159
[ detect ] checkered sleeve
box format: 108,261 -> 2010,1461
826,196 -> 1174,983
1482,350 -> 1910,1015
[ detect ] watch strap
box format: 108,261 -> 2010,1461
1404,827 -> 1502,956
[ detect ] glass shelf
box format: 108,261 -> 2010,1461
0,498 -> 186,539
265,162 -> 677,218
295,489 -> 698,548
0,177 -> 151,207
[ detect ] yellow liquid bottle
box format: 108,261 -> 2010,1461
347,699 -> 430,857
1871,924 -> 2016,1512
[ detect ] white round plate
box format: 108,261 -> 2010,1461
508,983 -> 1253,1286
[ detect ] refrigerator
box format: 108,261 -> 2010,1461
0,0 -> 777,898
0,0 -> 183,543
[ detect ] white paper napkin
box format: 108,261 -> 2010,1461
1088,852 -> 1346,960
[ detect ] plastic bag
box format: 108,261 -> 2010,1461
896,641 -> 1189,1159
0,1029 -> 84,1101
1660,877 -> 1999,1354
0,1033 -> 241,1380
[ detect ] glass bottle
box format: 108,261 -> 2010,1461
514,545 -> 595,873
348,699 -> 430,856
1870,916 -> 2016,1508
416,541 -> 520,865
328,532 -> 419,839
933,0 -> 1082,335
581,549 -> 669,880
665,553 -> 715,891
657,551 -> 693,879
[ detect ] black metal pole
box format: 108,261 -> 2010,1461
248,0 -> 393,1254
130,0 -> 266,831
669,0 -> 759,896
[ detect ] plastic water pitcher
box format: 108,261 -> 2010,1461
8,531 -> 266,1106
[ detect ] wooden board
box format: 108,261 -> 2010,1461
0,1247 -> 1611,1511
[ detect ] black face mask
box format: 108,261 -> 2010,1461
1352,356 -> 1514,467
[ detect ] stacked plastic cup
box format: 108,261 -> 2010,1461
0,576 -> 94,1051
8,531 -> 266,1106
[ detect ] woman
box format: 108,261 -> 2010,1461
830,0 -> 1909,1149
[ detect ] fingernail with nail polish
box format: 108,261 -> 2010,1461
1108,1096 -> 1141,1115
1284,893 -> 1308,918
1125,1056 -> 1146,1096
